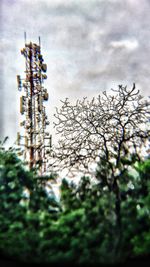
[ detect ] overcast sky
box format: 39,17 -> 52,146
0,0 -> 150,146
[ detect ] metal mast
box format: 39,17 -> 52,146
16,36 -> 52,174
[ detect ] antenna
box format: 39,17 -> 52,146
39,36 -> 41,47
24,31 -> 27,45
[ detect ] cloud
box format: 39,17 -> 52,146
1,0 -> 150,145
110,39 -> 139,51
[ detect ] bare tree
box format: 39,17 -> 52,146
53,84 -> 150,177
52,84 -> 150,245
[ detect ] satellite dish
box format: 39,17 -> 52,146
41,63 -> 47,72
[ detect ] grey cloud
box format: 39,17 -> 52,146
1,0 -> 150,144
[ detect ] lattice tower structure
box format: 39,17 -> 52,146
16,41 -> 51,174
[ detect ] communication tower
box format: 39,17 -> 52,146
16,35 -> 52,174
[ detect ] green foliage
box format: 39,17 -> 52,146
0,145 -> 59,263
130,159 -> 150,257
0,143 -> 150,265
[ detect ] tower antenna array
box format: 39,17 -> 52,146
17,36 -> 51,174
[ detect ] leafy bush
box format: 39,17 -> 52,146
0,144 -> 149,265
0,145 -> 59,263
